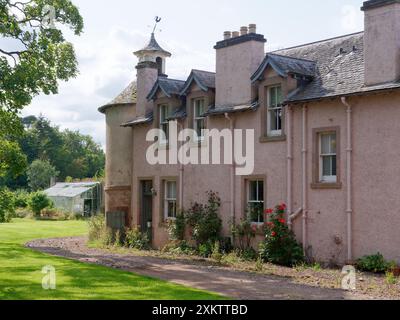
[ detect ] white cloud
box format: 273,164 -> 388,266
341,4 -> 364,33
23,25 -> 213,148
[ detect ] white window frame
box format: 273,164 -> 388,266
267,85 -> 283,136
159,104 -> 170,145
247,180 -> 265,224
193,98 -> 206,142
319,132 -> 337,183
164,180 -> 177,220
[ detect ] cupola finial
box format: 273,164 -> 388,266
152,16 -> 162,34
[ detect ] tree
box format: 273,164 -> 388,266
27,159 -> 58,191
0,188 -> 15,222
28,191 -> 52,216
0,0 -> 83,115
0,139 -> 27,178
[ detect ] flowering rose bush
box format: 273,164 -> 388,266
259,203 -> 304,267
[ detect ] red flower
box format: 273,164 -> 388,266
279,218 -> 286,224
271,231 -> 277,237
278,203 -> 287,212
265,208 -> 273,215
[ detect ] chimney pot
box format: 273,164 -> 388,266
223,31 -> 232,40
232,31 -> 240,38
240,26 -> 248,36
249,24 -> 257,34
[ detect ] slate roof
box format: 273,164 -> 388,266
180,70 -> 216,94
167,105 -> 187,120
272,31 -> 400,103
205,101 -> 260,116
147,77 -> 186,100
251,54 -> 316,82
134,33 -> 171,57
121,112 -> 154,127
98,81 -> 137,113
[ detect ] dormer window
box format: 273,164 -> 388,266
159,104 -> 171,144
193,98 -> 206,141
267,85 -> 283,136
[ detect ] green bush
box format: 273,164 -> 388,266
356,253 -> 393,273
28,192 -> 53,217
198,242 -> 213,258
167,213 -> 186,241
231,218 -> 256,251
186,191 -> 222,247
259,204 -> 304,267
0,188 -> 16,223
124,227 -> 150,250
211,241 -> 223,263
88,214 -> 106,242
13,190 -> 30,208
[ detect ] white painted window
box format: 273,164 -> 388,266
319,132 -> 337,183
164,180 -> 177,219
159,104 -> 170,144
247,180 -> 264,223
267,86 -> 283,136
193,99 -> 206,141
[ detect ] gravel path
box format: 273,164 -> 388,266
26,237 -> 372,300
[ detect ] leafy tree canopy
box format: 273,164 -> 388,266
0,0 -> 83,115
27,158 -> 58,190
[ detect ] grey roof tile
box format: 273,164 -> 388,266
252,54 -> 316,82
121,112 -> 154,127
147,77 -> 186,100
98,81 -> 136,113
271,32 -> 400,103
180,70 -> 216,95
134,33 -> 171,57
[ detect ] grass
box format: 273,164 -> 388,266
0,219 -> 224,300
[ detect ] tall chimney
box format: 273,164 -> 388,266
214,24 -> 266,107
362,0 -> 400,86
224,31 -> 232,40
248,24 -> 257,34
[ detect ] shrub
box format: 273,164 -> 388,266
259,204 -> 304,267
162,241 -> 195,256
167,213 -> 186,241
240,248 -> 258,261
28,192 -> 53,217
124,227 -> 150,250
356,253 -> 392,273
0,188 -> 16,223
198,242 -> 213,258
88,214 -> 106,242
386,272 -> 397,285
13,190 -> 30,208
231,218 -> 256,251
186,191 -> 222,247
211,241 -> 222,263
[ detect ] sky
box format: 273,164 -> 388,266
21,0 -> 365,148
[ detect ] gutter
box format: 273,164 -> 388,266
286,105 -> 294,229
341,97 -> 353,263
225,113 -> 236,230
301,105 -> 308,254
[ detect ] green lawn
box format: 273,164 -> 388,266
0,219 -> 224,300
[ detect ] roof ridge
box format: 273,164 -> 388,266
268,53 -> 316,63
192,69 -> 216,74
271,31 -> 364,53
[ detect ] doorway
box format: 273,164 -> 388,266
140,180 -> 153,240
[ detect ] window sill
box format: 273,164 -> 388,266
259,135 -> 286,143
311,182 -> 342,190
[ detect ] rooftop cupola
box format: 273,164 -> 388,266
134,18 -> 171,117
134,33 -> 171,76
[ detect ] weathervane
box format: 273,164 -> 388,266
152,16 -> 162,34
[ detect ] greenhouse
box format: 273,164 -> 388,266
44,182 -> 102,217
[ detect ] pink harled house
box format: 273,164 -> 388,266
99,0 -> 400,264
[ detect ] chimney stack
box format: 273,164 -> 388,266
223,31 -> 232,40
362,0 -> 400,86
248,24 -> 257,34
214,24 -> 266,107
